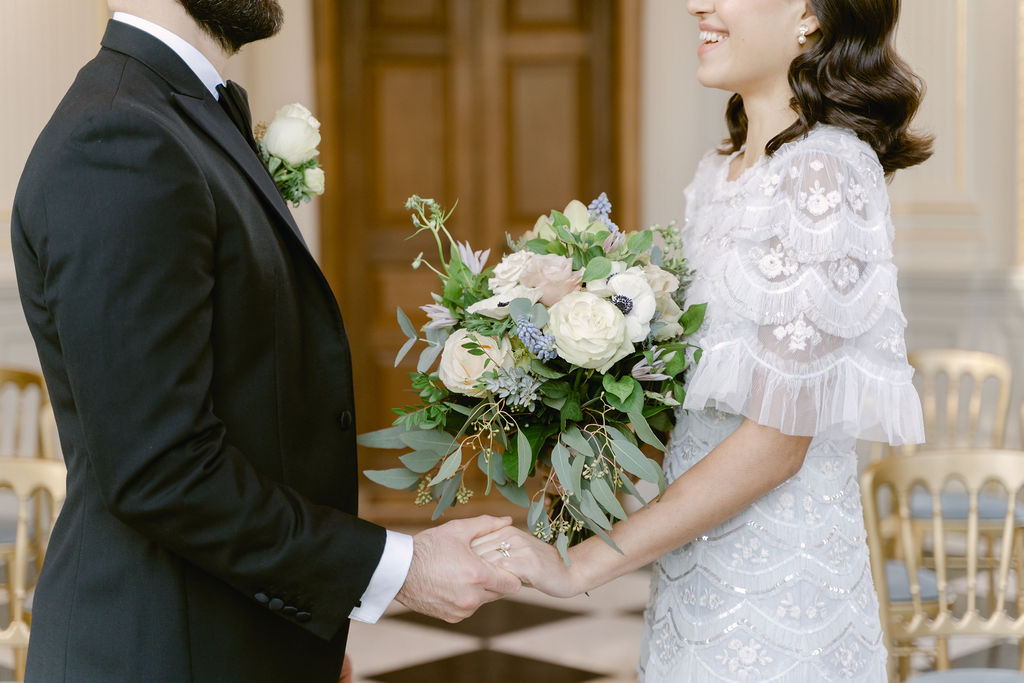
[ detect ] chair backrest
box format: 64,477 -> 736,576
0,369 -> 48,461
862,449 -> 1024,656
909,349 -> 1011,449
0,457 -> 66,677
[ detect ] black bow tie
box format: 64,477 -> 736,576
217,80 -> 258,154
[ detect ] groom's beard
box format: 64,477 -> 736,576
178,0 -> 284,53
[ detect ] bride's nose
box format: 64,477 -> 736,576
687,0 -> 714,17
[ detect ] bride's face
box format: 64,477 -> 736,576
686,0 -> 817,98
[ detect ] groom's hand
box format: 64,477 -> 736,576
396,515 -> 521,623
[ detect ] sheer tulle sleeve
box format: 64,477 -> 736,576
681,138 -> 925,445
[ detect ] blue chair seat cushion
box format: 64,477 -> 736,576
911,669 -> 1024,682
910,489 -> 1024,523
886,559 -> 939,602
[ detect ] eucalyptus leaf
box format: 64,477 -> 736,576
618,473 -> 650,508
530,303 -> 549,327
555,532 -> 570,565
516,430 -> 532,487
364,468 -> 420,490
496,481 -> 530,507
399,450 -> 445,474
357,425 -> 410,450
432,473 -> 462,520
628,410 -> 665,451
580,489 -> 613,530
397,307 -> 417,340
550,442 -> 576,496
527,500 -> 546,531
562,426 -> 595,458
590,476 -> 627,520
477,450 -> 507,487
394,337 -> 417,367
399,429 -> 458,456
606,427 -> 662,483
446,402 -> 474,416
428,446 -> 463,486
570,453 -> 586,501
508,298 -> 533,321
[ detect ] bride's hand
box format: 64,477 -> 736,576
471,527 -> 581,598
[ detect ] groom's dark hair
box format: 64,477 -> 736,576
177,0 -> 284,54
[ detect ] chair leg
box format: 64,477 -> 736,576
936,636 -> 950,670
14,645 -> 26,681
897,647 -> 911,681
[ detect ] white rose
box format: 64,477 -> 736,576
547,292 -> 633,372
437,329 -> 515,396
653,292 -> 684,341
641,264 -> 679,295
303,167 -> 325,195
262,103 -> 322,166
602,268 -> 657,342
488,251 -> 537,295
466,284 -> 543,319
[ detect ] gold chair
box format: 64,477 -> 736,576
862,449 -> 1024,680
0,457 -> 66,680
911,349 -> 1012,450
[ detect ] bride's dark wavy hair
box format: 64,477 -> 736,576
722,0 -> 933,175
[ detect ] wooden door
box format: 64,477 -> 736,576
315,0 -> 640,524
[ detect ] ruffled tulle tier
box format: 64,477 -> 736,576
682,335 -> 925,445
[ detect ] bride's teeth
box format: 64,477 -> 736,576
699,30 -> 726,43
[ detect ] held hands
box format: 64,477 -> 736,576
396,515 -> 522,623
471,527 -> 581,599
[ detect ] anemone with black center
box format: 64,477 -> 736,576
611,295 -> 633,315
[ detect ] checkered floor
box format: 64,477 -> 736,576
346,570 -> 651,683
346,567 -> 1024,683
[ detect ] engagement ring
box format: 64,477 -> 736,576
497,541 -> 512,558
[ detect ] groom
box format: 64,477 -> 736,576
11,1 -> 519,681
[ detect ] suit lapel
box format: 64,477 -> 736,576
174,93 -> 310,251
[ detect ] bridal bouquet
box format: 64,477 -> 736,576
359,194 -> 704,559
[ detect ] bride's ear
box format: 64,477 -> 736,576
800,1 -> 821,38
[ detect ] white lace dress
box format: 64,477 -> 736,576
638,125 -> 925,682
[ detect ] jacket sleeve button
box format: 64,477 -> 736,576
282,606 -> 297,616
268,598 -> 284,612
337,410 -> 354,430
254,593 -> 269,605
295,611 -> 311,623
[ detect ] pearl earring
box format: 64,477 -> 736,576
797,26 -> 808,45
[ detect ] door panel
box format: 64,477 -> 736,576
316,0 -> 637,524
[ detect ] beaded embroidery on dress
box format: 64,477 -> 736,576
638,126 -> 924,681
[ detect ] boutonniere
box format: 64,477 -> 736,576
255,103 -> 325,207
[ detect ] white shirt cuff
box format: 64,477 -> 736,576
348,529 -> 414,624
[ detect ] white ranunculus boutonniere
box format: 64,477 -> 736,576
256,103 -> 325,207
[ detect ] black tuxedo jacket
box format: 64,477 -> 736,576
12,21 -> 386,682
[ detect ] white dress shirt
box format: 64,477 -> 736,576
112,12 -> 415,625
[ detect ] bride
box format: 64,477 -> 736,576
473,0 -> 932,679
